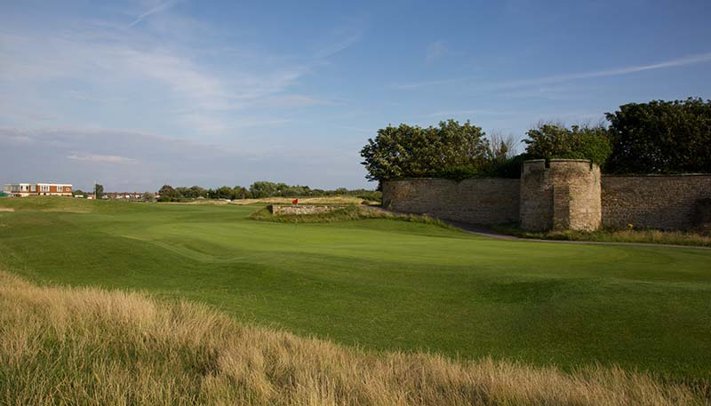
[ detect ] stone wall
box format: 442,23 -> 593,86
550,160 -> 601,231
382,162 -> 711,231
382,178 -> 520,225
383,178 -> 520,224
268,205 -> 340,216
602,175 -> 711,230
519,160 -> 552,231
520,159 -> 601,231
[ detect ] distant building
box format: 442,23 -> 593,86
104,192 -> 146,200
3,183 -> 72,197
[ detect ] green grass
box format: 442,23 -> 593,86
1,197 -> 711,384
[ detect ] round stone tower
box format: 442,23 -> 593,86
520,159 -> 601,231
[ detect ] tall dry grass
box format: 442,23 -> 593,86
0,271 -> 707,405
493,225 -> 711,248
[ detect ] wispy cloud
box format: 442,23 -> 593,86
496,52 -> 711,89
0,127 -> 365,190
128,0 -> 178,27
312,20 -> 365,59
394,51 -> 711,90
0,18 -> 313,136
67,153 -> 137,164
315,32 -> 362,59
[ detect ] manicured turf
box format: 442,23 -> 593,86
1,197 -> 710,381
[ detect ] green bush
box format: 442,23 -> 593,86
435,165 -> 480,181
360,120 -> 489,182
605,98 -> 711,174
523,123 -> 612,166
485,154 -> 527,178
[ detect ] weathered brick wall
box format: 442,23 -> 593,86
520,159 -> 601,231
269,205 -> 340,216
382,178 -> 520,224
550,160 -> 601,231
382,165 -> 711,231
519,160 -> 552,231
602,175 -> 711,230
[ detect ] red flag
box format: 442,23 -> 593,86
292,198 -> 299,205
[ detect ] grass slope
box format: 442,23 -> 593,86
0,271 -> 705,405
1,197 -> 710,384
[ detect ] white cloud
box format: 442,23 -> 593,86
67,153 -> 137,164
0,5 -> 371,189
313,24 -> 364,59
394,51 -> 711,90
0,126 -> 367,191
0,15 -> 313,136
495,52 -> 711,89
128,0 -> 179,27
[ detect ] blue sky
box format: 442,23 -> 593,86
1,0 -> 710,191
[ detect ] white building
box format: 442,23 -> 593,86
3,183 -> 73,197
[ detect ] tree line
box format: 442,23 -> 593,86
361,98 -> 711,182
157,182 -> 381,202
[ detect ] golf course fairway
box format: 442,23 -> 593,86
1,197 -> 709,382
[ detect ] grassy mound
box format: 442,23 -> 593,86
249,204 -> 452,227
0,271 -> 705,405
0,196 -> 150,214
231,195 -> 379,206
0,196 -> 96,212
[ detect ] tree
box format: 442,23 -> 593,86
190,185 -> 208,199
72,189 -> 85,197
158,184 -> 179,202
249,181 -> 278,198
232,186 -> 250,199
482,132 -> 523,178
175,187 -> 192,198
214,186 -> 234,200
142,192 -> 155,202
174,186 -> 207,199
360,120 -> 490,182
605,98 -> 711,174
94,184 -> 104,199
523,123 -> 612,166
486,132 -> 517,164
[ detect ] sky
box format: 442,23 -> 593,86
1,0 -> 711,191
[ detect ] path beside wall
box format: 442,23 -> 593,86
382,178 -> 520,225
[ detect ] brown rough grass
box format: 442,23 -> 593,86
0,271 -> 706,405
492,225 -> 711,248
